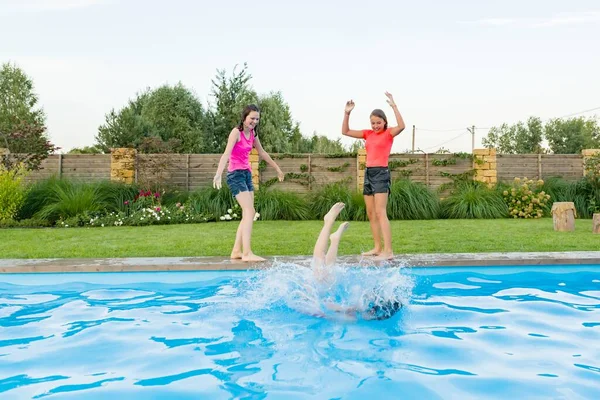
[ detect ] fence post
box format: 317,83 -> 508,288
186,154 -> 190,191
357,149 -> 366,192
473,148 -> 497,186
110,148 -> 137,184
58,154 -> 63,178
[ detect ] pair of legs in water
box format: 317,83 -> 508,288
312,202 -> 402,321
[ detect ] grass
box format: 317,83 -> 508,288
0,219 -> 598,258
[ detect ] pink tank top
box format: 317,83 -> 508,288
228,129 -> 255,172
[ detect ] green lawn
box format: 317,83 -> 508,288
1,219 -> 598,259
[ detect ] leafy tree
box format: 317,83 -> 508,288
67,145 -> 104,154
206,63 -> 257,153
0,121 -> 59,173
0,62 -> 57,172
95,84 -> 206,153
545,116 -> 600,154
482,116 -> 543,154
0,62 -> 45,135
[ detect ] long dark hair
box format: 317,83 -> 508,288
370,109 -> 388,129
237,104 -> 261,135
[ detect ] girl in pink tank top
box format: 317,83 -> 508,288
214,104 -> 284,262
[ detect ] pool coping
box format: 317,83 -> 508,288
2,251 -> 600,273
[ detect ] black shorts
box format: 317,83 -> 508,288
363,167 -> 390,196
226,169 -> 254,196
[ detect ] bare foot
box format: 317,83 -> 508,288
361,248 -> 381,256
242,253 -> 266,262
374,252 -> 394,261
230,251 -> 242,260
330,222 -> 349,241
324,202 -> 345,224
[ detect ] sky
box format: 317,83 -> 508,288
1,0 -> 599,153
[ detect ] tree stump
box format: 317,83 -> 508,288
593,213 -> 600,234
551,202 -> 576,232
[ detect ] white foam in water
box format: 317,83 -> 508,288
433,283 -> 481,290
82,289 -> 155,300
233,260 -> 414,320
467,277 -> 501,284
0,294 -> 59,305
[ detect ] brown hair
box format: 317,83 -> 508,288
237,104 -> 261,135
370,109 -> 388,129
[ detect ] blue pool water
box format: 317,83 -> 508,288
0,264 -> 599,399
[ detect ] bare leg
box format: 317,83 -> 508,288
325,222 -> 349,266
234,191 -> 265,262
362,195 -> 382,256
313,202 -> 345,261
313,202 -> 345,282
230,223 -> 243,259
373,193 -> 394,260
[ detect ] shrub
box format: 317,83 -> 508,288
441,182 -> 507,219
308,182 -> 354,220
502,177 -> 550,219
255,189 -> 311,220
388,179 -> 440,220
0,163 -> 28,220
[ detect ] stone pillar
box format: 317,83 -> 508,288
110,148 -> 136,184
582,149 -> 600,176
250,148 -> 260,190
551,202 -> 576,232
357,149 -> 366,192
473,148 -> 497,186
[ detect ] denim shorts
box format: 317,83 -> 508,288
363,167 -> 391,195
227,169 -> 254,197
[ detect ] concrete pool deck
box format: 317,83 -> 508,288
2,251 -> 600,273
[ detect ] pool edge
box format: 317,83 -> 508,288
2,252 -> 600,273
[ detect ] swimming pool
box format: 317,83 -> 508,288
1,264 -> 599,399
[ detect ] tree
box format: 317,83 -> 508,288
95,90 -> 151,151
0,62 -> 57,172
256,91 -> 298,153
545,117 -> 600,154
67,145 -> 104,154
1,121 -> 59,173
206,63 -> 258,153
0,62 -> 45,135
95,83 -> 207,153
482,116 -> 544,154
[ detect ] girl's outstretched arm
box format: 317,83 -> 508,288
385,92 -> 406,137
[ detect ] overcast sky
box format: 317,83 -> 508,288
1,0 -> 599,153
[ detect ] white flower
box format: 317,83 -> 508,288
225,214 -> 232,220
254,212 -> 260,221
232,213 -> 237,218
101,224 -> 104,227
220,216 -> 225,221
227,208 -> 232,214
65,225 -> 69,228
